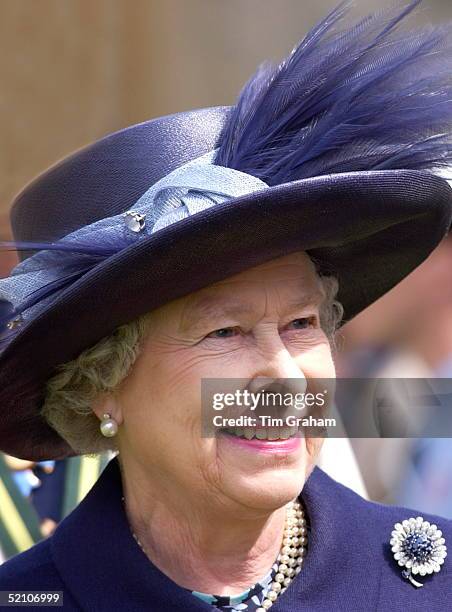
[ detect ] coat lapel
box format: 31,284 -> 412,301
277,466 -> 382,611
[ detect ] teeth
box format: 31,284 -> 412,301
244,427 -> 254,440
268,427 -> 280,440
225,426 -> 298,440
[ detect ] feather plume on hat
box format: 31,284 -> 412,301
1,0 -> 452,342
215,0 -> 452,181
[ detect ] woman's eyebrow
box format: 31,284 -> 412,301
180,291 -> 324,330
180,299 -> 254,331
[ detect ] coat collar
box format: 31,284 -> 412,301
50,456 -> 383,611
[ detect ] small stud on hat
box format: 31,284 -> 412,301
123,211 -> 146,233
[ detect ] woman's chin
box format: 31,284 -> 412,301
210,429 -> 319,508
221,465 -> 310,510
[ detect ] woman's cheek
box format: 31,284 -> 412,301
291,336 -> 335,372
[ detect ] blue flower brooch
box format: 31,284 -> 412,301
391,517 -> 447,587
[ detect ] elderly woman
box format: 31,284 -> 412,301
1,2 -> 452,611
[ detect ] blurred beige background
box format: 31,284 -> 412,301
1,0 -> 451,275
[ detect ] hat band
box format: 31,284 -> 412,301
0,150 -> 268,341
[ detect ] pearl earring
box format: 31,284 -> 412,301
100,413 -> 118,437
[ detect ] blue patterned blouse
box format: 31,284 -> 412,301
186,558 -> 281,611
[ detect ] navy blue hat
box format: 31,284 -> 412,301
1,0 -> 452,460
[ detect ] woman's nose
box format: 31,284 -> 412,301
248,345 -> 307,396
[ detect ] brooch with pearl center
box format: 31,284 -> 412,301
390,516 -> 447,587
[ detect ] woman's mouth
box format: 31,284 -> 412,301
219,426 -> 302,452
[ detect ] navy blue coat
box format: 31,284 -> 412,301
1,456 -> 451,611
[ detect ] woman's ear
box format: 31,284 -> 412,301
91,393 -> 124,426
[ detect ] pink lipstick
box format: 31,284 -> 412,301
219,430 -> 302,453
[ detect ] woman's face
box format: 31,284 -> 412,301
109,251 -> 336,512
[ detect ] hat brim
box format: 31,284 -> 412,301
0,168 -> 450,460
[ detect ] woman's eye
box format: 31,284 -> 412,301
206,327 -> 239,339
287,317 -> 316,330
204,318 -> 317,339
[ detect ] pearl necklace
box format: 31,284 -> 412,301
121,496 -> 308,611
